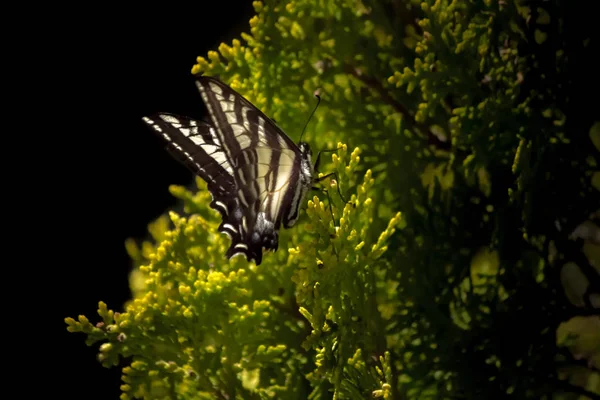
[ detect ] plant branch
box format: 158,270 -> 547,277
554,378 -> 600,400
343,64 -> 451,150
556,359 -> 600,374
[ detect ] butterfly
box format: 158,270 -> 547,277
143,76 -> 325,265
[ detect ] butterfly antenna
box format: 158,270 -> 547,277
299,91 -> 321,143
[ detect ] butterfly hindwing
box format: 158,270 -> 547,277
226,144 -> 301,264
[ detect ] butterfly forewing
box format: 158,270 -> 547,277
144,76 -> 313,265
142,113 -> 247,245
143,113 -> 234,176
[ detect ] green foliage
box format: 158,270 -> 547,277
67,0 -> 599,399
67,149 -> 402,399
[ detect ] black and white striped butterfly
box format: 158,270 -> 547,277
143,76 -> 319,265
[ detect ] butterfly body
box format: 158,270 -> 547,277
143,77 -> 314,265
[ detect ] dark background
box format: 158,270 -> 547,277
50,4 -> 255,398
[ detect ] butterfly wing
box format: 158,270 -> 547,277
144,77 -> 305,265
194,77 -> 304,265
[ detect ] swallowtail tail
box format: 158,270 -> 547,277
143,77 -> 315,265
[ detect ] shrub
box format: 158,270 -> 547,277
66,1 -> 599,398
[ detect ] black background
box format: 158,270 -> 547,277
49,4 -> 255,398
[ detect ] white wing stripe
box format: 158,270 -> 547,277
258,116 -> 267,144
209,127 -> 218,142
225,112 -> 237,125
209,82 -> 223,96
161,115 -> 179,124
221,100 -> 234,112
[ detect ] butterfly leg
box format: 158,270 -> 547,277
314,147 -> 344,173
